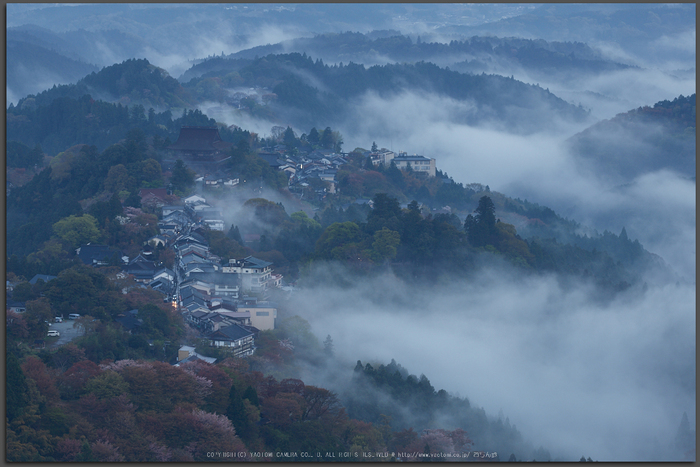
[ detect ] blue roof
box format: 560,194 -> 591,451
393,155 -> 431,161
29,274 -> 57,285
77,244 -> 119,265
115,314 -> 142,331
244,256 -> 272,269
207,324 -> 254,341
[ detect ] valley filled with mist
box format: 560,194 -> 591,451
6,3 -> 695,462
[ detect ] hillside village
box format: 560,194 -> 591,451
5,5 -> 695,460
8,122 -> 655,367
8,189 -> 285,362
164,124 -> 437,205
6,124 -> 443,365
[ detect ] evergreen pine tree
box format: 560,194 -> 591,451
227,224 -> 243,244
323,334 -> 334,357
675,411 -> 693,452
243,386 -> 259,407
466,196 -> 497,247
75,439 -> 96,462
422,443 -> 431,462
6,353 -> 29,421
226,384 -> 249,438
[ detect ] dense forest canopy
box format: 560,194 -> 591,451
567,94 -> 696,182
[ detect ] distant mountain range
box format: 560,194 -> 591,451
433,3 -> 696,67
7,3 -> 694,105
181,32 -> 634,85
7,25 -> 151,101
7,37 -> 99,103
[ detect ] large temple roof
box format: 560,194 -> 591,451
168,126 -> 233,153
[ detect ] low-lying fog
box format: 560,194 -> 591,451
193,29 -> 695,461
207,71 -> 695,281
333,76 -> 695,281
201,64 -> 695,461
287,262 -> 695,461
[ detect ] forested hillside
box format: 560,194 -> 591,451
12,53 -> 592,136
344,359 -> 543,460
6,94 -> 250,158
7,81 -> 672,288
11,59 -> 193,111
5,37 -> 689,460
184,52 -> 591,132
567,94 -> 696,181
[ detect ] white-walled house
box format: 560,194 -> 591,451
392,154 -> 436,176
222,256 -> 281,296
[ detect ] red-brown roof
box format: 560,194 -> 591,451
139,188 -> 168,200
168,126 -> 233,153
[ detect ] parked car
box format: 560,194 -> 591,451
55,317 -> 63,323
47,330 -> 60,337
68,313 -> 80,319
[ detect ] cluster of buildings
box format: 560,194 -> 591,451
259,145 -> 437,203
165,125 -> 438,204
155,193 -> 282,361
7,185 -> 284,364
161,192 -> 284,358
9,125 -> 440,363
258,146 -> 348,198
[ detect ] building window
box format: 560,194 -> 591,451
256,311 -> 270,316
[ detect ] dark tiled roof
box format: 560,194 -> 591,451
393,155 -> 432,162
184,263 -> 218,275
258,152 -> 283,167
139,188 -> 168,199
29,274 -> 57,284
126,260 -> 156,278
207,324 -> 254,342
77,244 -> 119,265
210,302 -> 238,312
244,256 -> 272,269
115,314 -> 143,331
189,272 -> 240,286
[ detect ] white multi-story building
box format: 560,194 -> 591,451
392,153 -> 436,177
222,256 -> 281,296
369,149 -> 396,167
